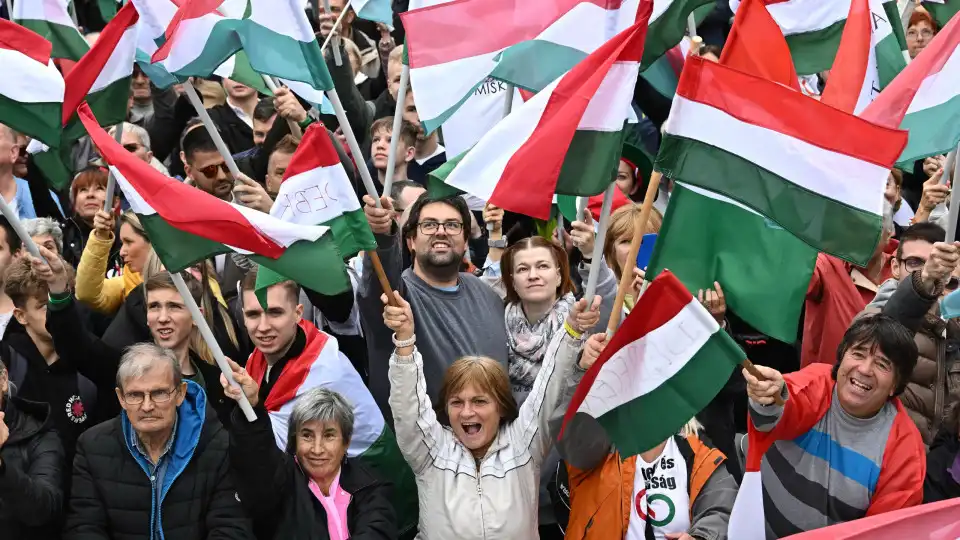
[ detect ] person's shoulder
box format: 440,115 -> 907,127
77,417 -> 123,450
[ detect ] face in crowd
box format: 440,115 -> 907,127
119,220 -> 151,274
146,287 -> 195,351
186,148 -> 235,201
406,201 -> 468,275
510,246 -> 563,305
241,283 -> 304,358
116,358 -> 187,438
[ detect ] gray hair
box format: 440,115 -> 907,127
116,343 -> 182,392
23,217 -> 64,253
289,388 -> 355,446
110,122 -> 152,151
882,198 -> 895,235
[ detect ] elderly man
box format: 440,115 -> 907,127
109,122 -> 169,175
64,343 -> 254,540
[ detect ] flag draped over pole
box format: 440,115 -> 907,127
0,18 -> 64,148
13,0 -> 89,61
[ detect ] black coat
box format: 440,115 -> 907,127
229,406 -> 397,540
924,430 -> 960,503
63,400 -> 253,540
0,396 -> 64,540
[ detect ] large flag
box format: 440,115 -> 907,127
13,0 -> 90,61
720,0 -> 801,90
150,0 -> 332,92
77,103 -> 351,295
657,55 -> 907,266
643,0 -> 714,66
61,1 -> 139,141
245,320 -> 418,535
438,12 -> 652,220
400,0 -> 642,134
647,184 -> 817,343
923,0 -> 960,27
0,19 -> 65,148
784,498 -> 960,539
862,12 -> 960,168
560,270 -> 745,458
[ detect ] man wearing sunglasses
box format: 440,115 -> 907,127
862,222 -> 960,445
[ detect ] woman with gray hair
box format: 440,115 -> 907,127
22,217 -> 63,256
223,361 -> 396,540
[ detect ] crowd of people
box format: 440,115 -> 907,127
0,1 -> 959,539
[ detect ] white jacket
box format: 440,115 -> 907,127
388,331 -> 584,540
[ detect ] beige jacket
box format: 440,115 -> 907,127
388,331 -> 584,540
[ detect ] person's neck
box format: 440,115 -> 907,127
32,334 -> 58,367
0,169 -> 16,202
228,94 -> 258,119
340,25 -> 354,42
393,163 -> 408,181
266,333 -> 298,366
414,261 -> 459,288
173,343 -> 194,376
140,425 -> 175,464
313,468 -> 339,496
521,297 -> 557,325
416,134 -> 439,160
639,440 -> 668,463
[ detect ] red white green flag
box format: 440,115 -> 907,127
13,0 -> 89,61
438,11 -> 652,220
560,270 -> 745,457
862,11 -> 960,168
0,18 -> 64,148
77,103 -> 351,295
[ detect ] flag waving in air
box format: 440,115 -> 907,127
13,0 -> 89,61
439,9 -> 653,220
0,18 -> 64,148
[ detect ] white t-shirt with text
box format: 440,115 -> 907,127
626,437 -> 691,540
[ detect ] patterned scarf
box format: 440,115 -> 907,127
505,293 -> 576,395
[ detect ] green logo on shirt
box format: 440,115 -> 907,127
647,494 -> 676,527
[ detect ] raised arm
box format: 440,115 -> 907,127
74,210 -> 125,315
358,196 -> 404,344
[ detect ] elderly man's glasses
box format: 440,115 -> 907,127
121,387 -> 179,405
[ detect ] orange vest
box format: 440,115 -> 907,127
564,434 -> 725,539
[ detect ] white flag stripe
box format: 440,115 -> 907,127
666,96 -> 888,215
90,27 -> 139,93
15,0 -> 76,27
906,49 -> 960,113
727,472 -> 767,540
270,164 -> 362,225
578,61 -> 640,131
248,0 -> 316,43
0,52 -> 65,103
575,299 -> 719,419
680,183 -> 764,216
157,15 -> 221,73
730,0 -> 849,34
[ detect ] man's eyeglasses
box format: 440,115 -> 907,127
417,220 -> 463,235
196,162 -> 230,178
899,256 -> 926,273
123,143 -> 142,153
121,387 -> 179,405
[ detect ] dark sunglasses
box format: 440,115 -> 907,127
196,162 -> 230,178
122,143 -> 142,153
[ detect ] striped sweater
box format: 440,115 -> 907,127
747,364 -> 925,538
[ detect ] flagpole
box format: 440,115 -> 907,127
325,87 -> 400,307
686,13 -> 698,40
182,80 -> 243,180
170,272 -> 257,422
0,196 -> 40,258
582,183 -> 615,303
947,144 -> 960,242
103,122 -> 124,212
322,0 -> 345,66
260,75 -> 303,139
485,84 -> 516,235
381,64 -> 410,198
319,3 -> 352,54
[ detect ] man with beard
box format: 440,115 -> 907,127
180,123 -> 272,213
401,90 -> 447,185
358,193 -> 507,417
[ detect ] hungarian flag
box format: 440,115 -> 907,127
0,19 -> 64,148
77,103 -> 351,295
785,498 -> 960,539
13,0 -> 89,61
401,0 -> 643,134
62,1 -> 139,141
922,0 -> 960,27
150,0 -> 332,92
720,0 -> 801,90
352,0 -> 394,23
245,320 -> 418,536
647,184 -> 817,344
560,271 -> 745,457
642,0 -> 713,66
657,55 -> 907,266
862,12 -> 960,168
437,13 -> 652,220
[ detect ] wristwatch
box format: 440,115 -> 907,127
488,238 -> 507,249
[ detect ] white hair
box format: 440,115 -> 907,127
23,217 -> 63,253
110,122 -> 152,151
116,343 -> 181,391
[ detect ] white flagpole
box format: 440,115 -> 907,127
947,145 -> 960,242
485,84 -> 516,234
381,64 -> 410,198
687,13 -> 698,40
0,197 -> 40,258
182,80 -> 243,180
103,123 -> 124,211
260,75 -> 303,138
170,272 -> 257,422
583,183 -> 615,302
321,0 -> 345,66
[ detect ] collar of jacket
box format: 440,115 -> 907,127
2,395 -> 51,445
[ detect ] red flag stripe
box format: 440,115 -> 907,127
77,103 -> 286,258
62,2 -> 139,126
719,0 -> 800,91
0,18 -> 53,65
819,0 -> 870,113
677,57 -> 907,168
401,0 -> 628,68
151,0 -> 225,63
560,271 -> 693,438
281,124 -> 344,180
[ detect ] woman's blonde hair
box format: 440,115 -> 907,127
603,204 -> 663,279
436,356 -> 518,426
119,210 -> 163,281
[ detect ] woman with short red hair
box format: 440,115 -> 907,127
61,166 -> 118,270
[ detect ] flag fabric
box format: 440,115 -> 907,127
923,0 -> 960,27
720,0 -> 801,90
14,0 -> 90,62
97,0 -> 120,22
77,103 -> 351,295
862,12 -> 960,167
820,0 -> 907,114
657,55 -> 907,266
0,19 -> 65,148
151,0 -> 333,92
352,0 -> 395,24
27,140 -> 73,191
560,270 -> 745,458
400,0 -> 642,134
437,13 -> 652,220
643,0 -> 713,66
61,2 -> 139,141
784,498 -> 960,539
646,184 -> 817,343
245,320 -> 418,535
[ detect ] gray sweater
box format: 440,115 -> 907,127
359,227 -> 508,419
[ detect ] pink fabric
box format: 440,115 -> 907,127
308,470 -> 352,540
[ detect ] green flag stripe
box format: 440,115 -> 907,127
16,18 -> 89,61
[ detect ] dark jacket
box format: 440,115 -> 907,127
0,395 -> 64,540
229,405 -> 396,540
924,429 -> 960,503
62,216 -> 122,274
64,382 -> 254,540
207,104 -> 255,156
46,294 -> 236,428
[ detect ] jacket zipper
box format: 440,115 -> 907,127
934,336 -> 947,436
476,462 -> 486,540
